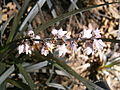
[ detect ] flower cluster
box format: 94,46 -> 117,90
17,43 -> 32,54
41,42 -> 55,56
17,28 -> 106,57
82,28 -> 106,55
41,28 -> 71,57
17,30 -> 40,54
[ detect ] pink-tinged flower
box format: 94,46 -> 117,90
93,39 -> 106,51
34,35 -> 40,44
84,47 -> 93,55
27,30 -> 35,38
57,28 -> 67,38
41,47 -> 49,56
82,29 -> 92,38
93,28 -> 101,38
51,28 -> 67,38
51,29 -> 58,35
56,44 -> 69,57
70,41 -> 78,52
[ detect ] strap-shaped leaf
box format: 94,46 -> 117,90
0,14 -> 15,46
0,63 -> 6,75
25,61 -> 48,72
19,0 -> 46,31
0,82 -> 6,90
0,63 -> 7,90
6,0 -> 31,44
16,64 -> 35,90
68,0 -> 78,11
0,40 -> 18,60
47,0 -> 57,18
6,78 -> 31,90
35,2 -> 120,34
47,83 -> 66,90
0,65 -> 15,85
100,57 -> 120,69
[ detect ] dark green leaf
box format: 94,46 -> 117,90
6,78 -> 31,90
0,82 -> 6,90
0,63 -> 6,75
6,0 -> 31,44
0,14 -> 15,46
0,63 -> 7,90
102,60 -> 120,69
0,65 -> 15,85
16,64 -> 35,90
0,40 -> 18,60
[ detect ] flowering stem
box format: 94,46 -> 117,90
32,38 -> 120,43
100,38 -> 120,43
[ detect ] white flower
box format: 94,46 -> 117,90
57,28 -> 67,38
51,29 -> 58,35
41,47 -> 49,56
46,42 -> 54,53
82,29 -> 92,38
17,44 -> 24,54
84,47 -> 93,55
56,44 -> 69,57
17,43 -> 32,54
34,35 -> 40,44
46,42 -> 52,48
93,28 -> 101,38
24,43 -> 32,54
51,28 -> 67,38
27,30 -> 35,38
93,39 -> 106,51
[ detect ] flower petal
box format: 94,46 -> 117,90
82,29 -> 92,38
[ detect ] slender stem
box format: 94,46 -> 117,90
32,37 -> 120,43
